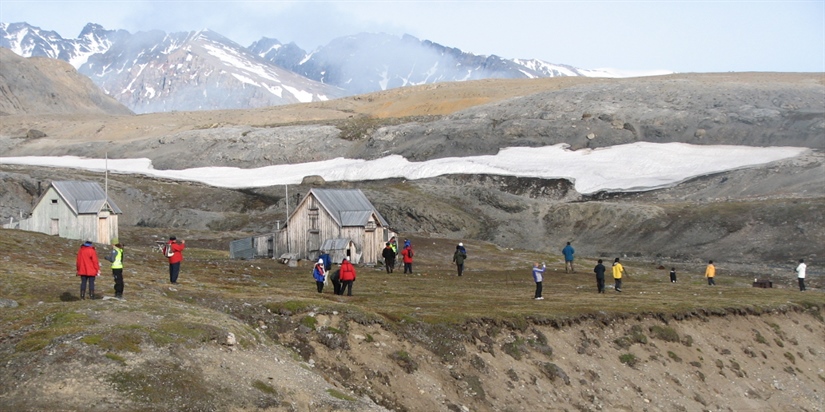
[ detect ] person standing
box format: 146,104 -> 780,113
612,258 -> 625,292
166,236 -> 186,284
594,259 -> 606,293
796,259 -> 807,291
382,242 -> 396,273
312,258 -> 326,293
108,243 -> 125,299
389,237 -> 399,268
339,257 -> 357,296
532,262 -> 546,300
401,244 -> 414,274
669,267 -> 677,283
453,244 -> 467,276
330,268 -> 342,295
562,242 -> 575,273
76,241 -> 100,300
319,250 -> 332,272
705,260 -> 716,286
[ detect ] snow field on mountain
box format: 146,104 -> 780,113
0,142 -> 806,194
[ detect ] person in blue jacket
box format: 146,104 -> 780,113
562,242 -> 575,273
319,250 -> 332,272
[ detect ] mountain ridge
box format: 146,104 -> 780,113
1,21 -> 671,113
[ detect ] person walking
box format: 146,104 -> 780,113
532,262 -> 546,300
107,243 -> 125,299
453,244 -> 467,276
612,258 -> 626,292
382,242 -> 396,273
669,267 -> 677,283
165,236 -> 186,285
562,242 -> 575,273
339,257 -> 357,296
705,260 -> 716,286
401,244 -> 414,274
594,259 -> 606,293
796,259 -> 807,291
312,258 -> 326,293
76,241 -> 100,300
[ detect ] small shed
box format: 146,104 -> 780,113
5,181 -> 121,244
230,234 -> 275,260
320,238 -> 359,265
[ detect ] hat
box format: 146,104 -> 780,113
169,236 -> 177,240
318,258 -> 324,264
343,256 -> 349,261
83,241 -> 93,247
459,242 -> 463,246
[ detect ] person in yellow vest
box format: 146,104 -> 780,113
107,243 -> 125,299
612,257 -> 626,292
705,260 -> 716,286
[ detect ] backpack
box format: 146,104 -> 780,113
164,244 -> 174,258
105,249 -> 116,263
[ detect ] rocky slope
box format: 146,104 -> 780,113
1,73 -> 823,265
0,47 -> 131,116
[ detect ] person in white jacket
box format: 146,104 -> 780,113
532,262 -> 546,300
796,259 -> 807,291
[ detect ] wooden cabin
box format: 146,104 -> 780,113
278,188 -> 392,264
7,181 -> 121,244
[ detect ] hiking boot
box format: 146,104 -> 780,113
80,292 -> 85,300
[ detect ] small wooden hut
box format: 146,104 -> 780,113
278,188 -> 392,264
7,181 -> 121,244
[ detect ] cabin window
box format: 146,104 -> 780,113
51,199 -> 58,204
365,220 -> 376,232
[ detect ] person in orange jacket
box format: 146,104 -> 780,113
166,236 -> 186,284
76,241 -> 100,300
338,256 -> 357,296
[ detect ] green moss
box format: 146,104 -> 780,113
327,388 -> 356,401
667,351 -> 683,363
754,331 -> 769,345
649,325 -> 680,342
619,353 -> 638,367
81,334 -> 103,345
784,352 -> 796,364
105,353 -> 127,365
252,380 -> 278,395
300,315 -> 317,329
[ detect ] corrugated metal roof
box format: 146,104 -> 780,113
311,188 -> 388,227
52,181 -> 122,215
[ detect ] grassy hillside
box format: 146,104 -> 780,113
1,227 -> 822,411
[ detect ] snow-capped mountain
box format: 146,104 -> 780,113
1,22 -> 344,113
79,28 -> 343,113
249,33 -> 618,94
1,22 -> 671,113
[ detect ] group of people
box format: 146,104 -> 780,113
75,235 -> 186,300
313,254 -> 356,296
530,242 -> 811,299
380,237 -> 415,274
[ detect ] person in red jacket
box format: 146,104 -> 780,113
338,257 -> 357,296
401,245 -> 414,274
166,236 -> 186,284
76,241 -> 100,300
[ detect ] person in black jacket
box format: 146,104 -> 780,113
381,242 -> 396,273
593,259 -> 606,293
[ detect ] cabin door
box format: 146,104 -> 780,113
98,217 -> 110,244
308,231 -> 320,259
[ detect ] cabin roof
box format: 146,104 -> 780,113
310,188 -> 388,227
50,181 -> 122,215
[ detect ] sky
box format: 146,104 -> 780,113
0,143 -> 807,194
1,1 -> 823,73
